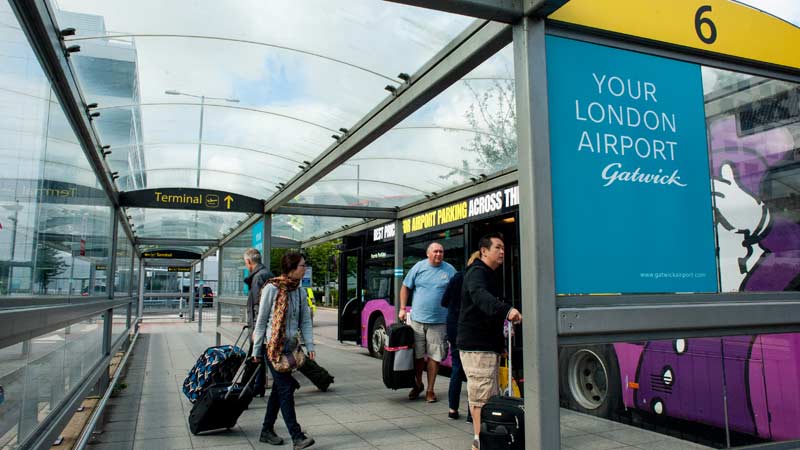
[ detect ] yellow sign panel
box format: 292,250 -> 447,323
549,0 -> 800,71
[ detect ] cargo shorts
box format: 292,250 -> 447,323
407,318 -> 448,362
460,350 -> 500,408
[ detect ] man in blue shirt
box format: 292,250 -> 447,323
399,242 -> 455,402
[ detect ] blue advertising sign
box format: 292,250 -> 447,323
243,221 -> 265,294
546,36 -> 718,294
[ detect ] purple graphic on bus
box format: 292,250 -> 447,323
615,109 -> 800,441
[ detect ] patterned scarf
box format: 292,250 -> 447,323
266,275 -> 300,365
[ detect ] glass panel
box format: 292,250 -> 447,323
111,305 -> 129,343
272,214 -> 362,243
297,45 -> 516,208
0,2 -> 112,301
218,302 -> 247,341
703,67 -> 800,293
114,226 -> 132,296
0,315 -> 103,449
220,224 -> 253,298
63,316 -> 104,392
127,208 -> 249,241
559,332 -> 800,448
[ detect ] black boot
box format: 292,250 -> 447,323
259,428 -> 284,445
292,432 -> 315,449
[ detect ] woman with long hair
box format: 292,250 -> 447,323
252,251 -> 315,449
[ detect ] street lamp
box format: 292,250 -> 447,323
164,90 -> 240,187
2,201 -> 23,260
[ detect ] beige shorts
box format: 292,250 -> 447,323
407,318 -> 448,362
460,351 -> 500,408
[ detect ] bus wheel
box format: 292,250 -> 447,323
559,345 -> 621,418
369,316 -> 387,358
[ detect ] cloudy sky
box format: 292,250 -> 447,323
48,0 -> 800,239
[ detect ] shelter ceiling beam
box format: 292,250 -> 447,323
274,204 -> 397,219
383,0 -> 568,23
135,238 -> 218,247
263,20 -> 512,212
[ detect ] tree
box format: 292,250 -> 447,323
35,243 -> 68,294
304,240 -> 340,287
443,78 -> 518,182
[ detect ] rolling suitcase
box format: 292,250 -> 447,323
480,322 -> 524,450
183,325 -> 249,403
188,358 -> 261,435
298,357 -> 334,391
382,322 -> 416,390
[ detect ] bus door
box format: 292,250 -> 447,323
338,248 -> 362,342
468,213 -> 520,309
469,213 -> 522,362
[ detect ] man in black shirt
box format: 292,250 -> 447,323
457,233 -> 522,449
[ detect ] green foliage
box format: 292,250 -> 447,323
304,240 -> 340,287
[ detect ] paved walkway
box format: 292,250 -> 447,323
84,317 -> 712,450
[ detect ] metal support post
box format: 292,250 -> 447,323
514,16 -> 560,450
198,258 -> 205,333
137,258 -> 144,328
216,246 -> 223,345
108,209 -> 119,299
393,219 -> 404,318
189,264 -> 196,322
262,214 -> 272,274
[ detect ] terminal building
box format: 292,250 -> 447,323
0,1 -> 798,449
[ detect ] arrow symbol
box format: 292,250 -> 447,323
224,195 -> 234,209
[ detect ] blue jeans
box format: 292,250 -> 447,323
262,362 -> 302,439
448,340 -> 466,411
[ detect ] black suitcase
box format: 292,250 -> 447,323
382,322 -> 416,390
481,322 -> 524,449
188,359 -> 261,435
298,358 -> 334,391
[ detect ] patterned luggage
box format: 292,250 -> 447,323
182,326 -> 249,403
188,358 -> 261,434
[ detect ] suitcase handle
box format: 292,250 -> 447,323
225,357 -> 262,401
506,321 -> 513,397
233,325 -> 249,350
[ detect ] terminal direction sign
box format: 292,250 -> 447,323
120,188 -> 263,213
95,264 -> 107,271
141,250 -> 200,260
549,0 -> 800,71
168,266 -> 192,272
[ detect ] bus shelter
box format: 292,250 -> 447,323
1,0 -> 799,449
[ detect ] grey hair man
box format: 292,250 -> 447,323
244,248 -> 272,331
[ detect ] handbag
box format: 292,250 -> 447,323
272,341 -> 306,373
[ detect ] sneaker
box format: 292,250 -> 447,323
471,438 -> 480,450
259,428 -> 284,445
408,382 -> 424,400
447,410 -> 460,420
292,433 -> 315,449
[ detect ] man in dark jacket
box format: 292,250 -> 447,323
244,248 -> 272,395
457,233 -> 522,449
